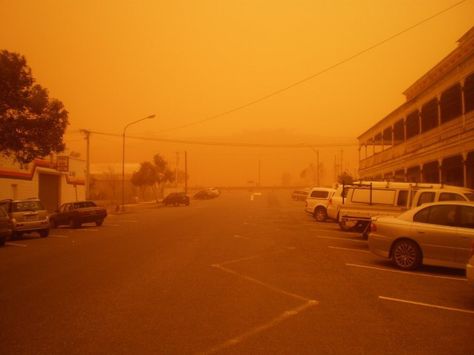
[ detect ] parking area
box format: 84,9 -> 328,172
0,191 -> 472,354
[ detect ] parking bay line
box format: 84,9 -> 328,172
314,235 -> 367,244
379,296 -> 474,315
5,242 -> 27,247
346,263 -> 466,281
328,246 -> 370,254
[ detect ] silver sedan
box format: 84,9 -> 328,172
368,201 -> 474,270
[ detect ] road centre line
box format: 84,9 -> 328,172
328,246 -> 370,253
379,296 -> 474,315
201,300 -> 317,355
346,263 -> 466,281
5,242 -> 27,247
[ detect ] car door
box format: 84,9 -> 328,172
412,204 -> 460,267
456,205 -> 474,264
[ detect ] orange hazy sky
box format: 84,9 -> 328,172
1,0 -> 473,185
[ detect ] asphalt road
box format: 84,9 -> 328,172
0,190 -> 473,355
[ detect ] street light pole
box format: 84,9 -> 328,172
121,114 -> 156,211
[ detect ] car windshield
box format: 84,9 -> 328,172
12,200 -> 44,212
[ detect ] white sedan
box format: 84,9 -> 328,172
368,201 -> 474,270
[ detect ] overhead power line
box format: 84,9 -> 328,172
159,0 -> 468,133
84,129 -> 357,148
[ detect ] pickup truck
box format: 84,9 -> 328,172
337,182 -> 474,233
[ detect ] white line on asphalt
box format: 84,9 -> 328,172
379,296 -> 474,315
346,263 -> 466,281
216,249 -> 287,267
314,235 -> 367,244
5,242 -> 27,247
50,235 -> 68,238
201,300 -> 317,355
212,264 -> 312,302
328,246 -> 370,253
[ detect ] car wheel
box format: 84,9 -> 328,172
69,218 -> 79,229
338,219 -> 358,231
12,232 -> 22,240
96,219 -> 104,226
314,207 -> 327,222
0,237 -> 5,246
39,229 -> 49,238
391,239 -> 421,270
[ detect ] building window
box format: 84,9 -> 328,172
465,73 -> 474,114
421,98 -> 438,133
406,110 -> 419,139
440,83 -> 462,123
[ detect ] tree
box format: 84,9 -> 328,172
0,50 -> 68,163
338,171 -> 354,185
131,155 -> 175,201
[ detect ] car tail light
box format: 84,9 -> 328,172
370,223 -> 377,233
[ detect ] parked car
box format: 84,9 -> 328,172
368,201 -> 474,270
337,181 -> 474,231
49,201 -> 107,228
0,206 -> 12,246
305,187 -> 336,222
163,192 -> 190,206
0,198 -> 50,238
467,253 -> 474,288
292,188 -> 310,201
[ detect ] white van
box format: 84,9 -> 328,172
336,182 -> 474,231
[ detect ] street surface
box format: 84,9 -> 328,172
0,190 -> 473,354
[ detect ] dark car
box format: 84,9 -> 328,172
0,206 -> 12,246
49,201 -> 107,228
163,192 -> 190,206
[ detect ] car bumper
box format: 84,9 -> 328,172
368,233 -> 392,259
13,219 -> 49,232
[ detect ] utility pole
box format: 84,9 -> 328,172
175,152 -> 179,188
184,151 -> 188,194
316,149 -> 320,186
258,159 -> 261,187
80,129 -> 91,200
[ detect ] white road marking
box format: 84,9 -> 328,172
314,235 -> 367,244
328,246 -> 370,253
201,300 -> 317,354
217,249 -> 287,267
6,242 -> 27,247
379,296 -> 474,315
50,235 -> 68,238
346,263 -> 466,281
212,264 -> 312,302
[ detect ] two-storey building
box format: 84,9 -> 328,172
358,27 -> 474,188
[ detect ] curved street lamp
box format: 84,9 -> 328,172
121,114 -> 156,211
